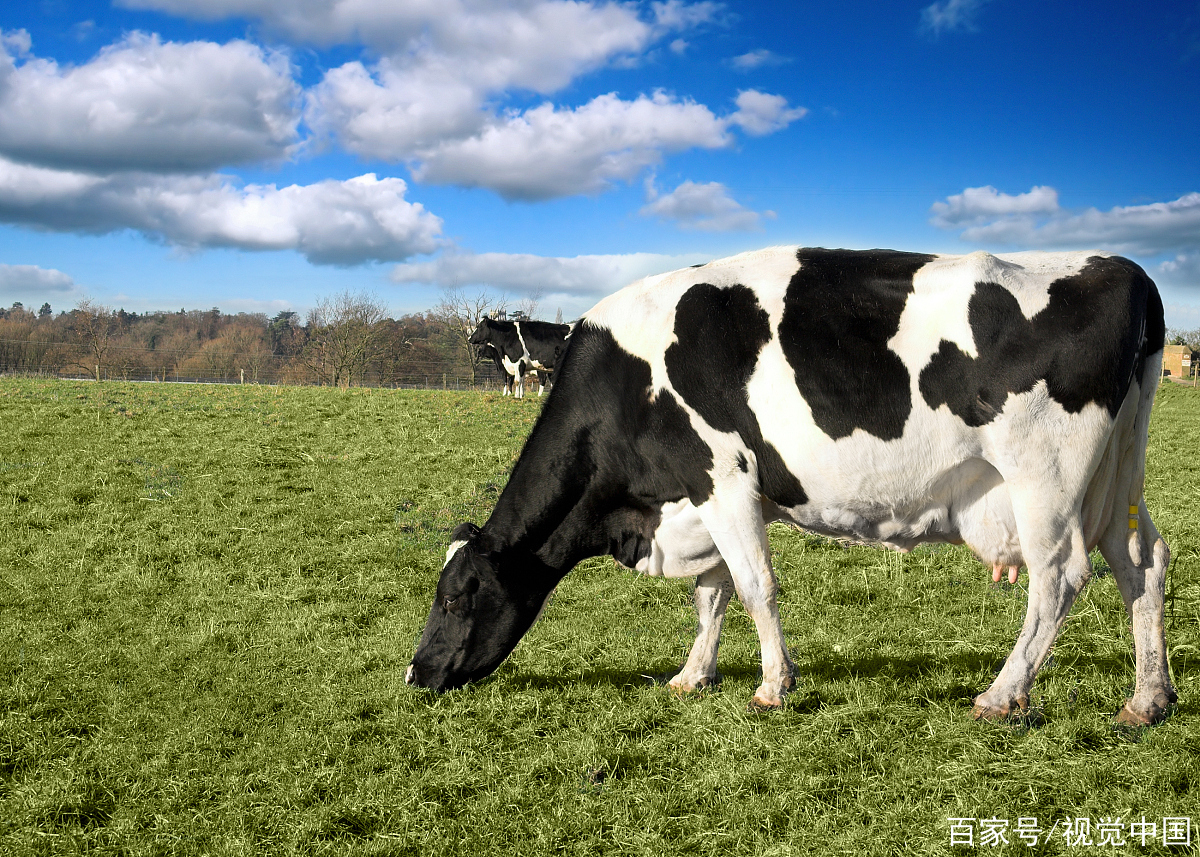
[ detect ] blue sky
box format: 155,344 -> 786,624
1,0 -> 1198,325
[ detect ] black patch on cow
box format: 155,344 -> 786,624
665,283 -> 807,507
779,248 -> 936,441
484,323 -> 716,571
918,256 -> 1159,424
736,452 -> 748,473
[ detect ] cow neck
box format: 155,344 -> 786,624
482,396 -> 606,579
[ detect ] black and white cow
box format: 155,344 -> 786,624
409,247 -> 1175,726
469,317 -> 570,398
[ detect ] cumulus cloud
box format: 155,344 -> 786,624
930,186 -> 1200,258
390,249 -> 708,299
125,1 -> 657,84
410,91 -> 748,200
0,264 -> 75,297
397,88 -> 805,200
0,31 -> 301,173
0,158 -> 443,265
920,0 -> 993,35
292,3 -> 800,199
929,185 -> 1060,228
727,89 -> 808,136
641,178 -> 766,231
730,49 -> 790,71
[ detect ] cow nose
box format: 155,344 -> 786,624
405,663 -> 416,685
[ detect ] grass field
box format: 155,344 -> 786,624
1,377 -> 1198,856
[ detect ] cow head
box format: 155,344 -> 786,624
406,522 -> 550,692
468,318 -> 499,347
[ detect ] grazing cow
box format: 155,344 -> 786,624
469,317 -> 570,398
409,247 -> 1174,726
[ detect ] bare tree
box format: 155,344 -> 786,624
302,291 -> 388,388
433,286 -> 505,384
69,298 -> 116,381
515,287 -> 543,321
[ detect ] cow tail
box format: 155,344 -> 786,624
1122,278 -> 1166,567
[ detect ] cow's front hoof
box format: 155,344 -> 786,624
1116,694 -> 1176,727
668,672 -> 721,694
972,693 -> 1028,722
747,693 -> 784,712
747,679 -> 792,712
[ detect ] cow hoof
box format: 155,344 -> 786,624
747,693 -> 784,712
1116,696 -> 1176,727
972,693 -> 1029,722
668,673 -> 721,694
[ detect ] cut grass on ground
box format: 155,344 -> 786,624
1,378 -> 1197,856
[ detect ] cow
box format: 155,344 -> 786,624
408,247 -> 1175,726
469,317 -> 570,398
478,341 -> 522,396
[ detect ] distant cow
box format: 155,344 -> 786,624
410,247 -> 1174,726
469,317 -> 570,398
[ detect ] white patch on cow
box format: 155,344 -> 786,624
633,499 -> 724,578
444,539 -> 468,567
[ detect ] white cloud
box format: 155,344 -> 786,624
0,32 -> 301,173
641,178 -> 766,231
0,264 -> 75,297
390,249 -> 709,299
931,186 -> 1200,258
730,49 -> 790,71
293,4 -> 800,199
124,1 -> 658,86
920,0 -> 993,35
727,89 -> 808,136
411,90 -> 794,201
929,185 -> 1060,227
0,158 -> 443,265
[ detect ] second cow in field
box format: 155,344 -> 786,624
470,317 -> 570,398
412,247 -> 1175,726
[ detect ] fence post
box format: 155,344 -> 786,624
240,368 -> 245,385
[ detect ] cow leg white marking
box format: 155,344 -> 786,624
973,500 -> 1091,720
669,564 -> 734,691
696,481 -> 794,709
1100,501 -> 1176,725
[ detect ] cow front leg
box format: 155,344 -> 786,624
669,564 -> 734,692
1100,502 -> 1176,725
697,490 -> 794,710
973,516 -> 1090,721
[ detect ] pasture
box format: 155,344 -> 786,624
1,377 -> 1197,855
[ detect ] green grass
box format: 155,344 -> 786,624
1,378 -> 1197,856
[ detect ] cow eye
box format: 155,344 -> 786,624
443,596 -> 460,612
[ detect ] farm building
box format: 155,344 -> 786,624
1163,344 -> 1194,378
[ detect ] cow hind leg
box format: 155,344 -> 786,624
1100,501 -> 1176,725
669,564 -> 735,692
973,510 -> 1092,721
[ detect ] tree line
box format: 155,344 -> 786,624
0,289 -> 545,389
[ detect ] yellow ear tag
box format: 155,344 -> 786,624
1129,505 -> 1139,530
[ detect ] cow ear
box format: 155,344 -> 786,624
451,521 -> 482,543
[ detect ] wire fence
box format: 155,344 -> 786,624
0,338 -> 519,392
